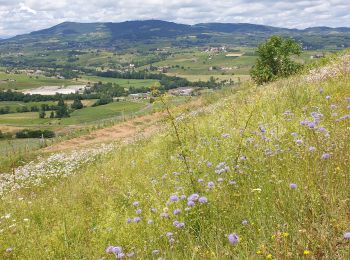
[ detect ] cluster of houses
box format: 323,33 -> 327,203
203,46 -> 227,53
128,87 -> 197,100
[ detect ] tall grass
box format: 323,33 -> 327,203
0,53 -> 349,259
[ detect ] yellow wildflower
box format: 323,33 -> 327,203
304,250 -> 311,255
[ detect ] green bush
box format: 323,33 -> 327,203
250,36 -> 303,85
15,129 -> 55,139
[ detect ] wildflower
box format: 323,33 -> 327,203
321,153 -> 330,159
291,132 -> 298,137
166,232 -> 173,238
173,209 -> 181,215
133,217 -> 141,223
326,95 -> 331,100
198,179 -> 204,183
229,180 -> 237,185
150,208 -> 157,213
207,162 -> 213,167
152,250 -> 160,255
126,218 -> 132,224
303,250 -> 311,255
208,182 -> 215,189
132,201 -> 139,207
344,232 -> 350,239
309,146 -> 316,152
289,183 -> 297,189
117,253 -> 125,259
330,104 -> 337,110
242,220 -> 248,225
296,139 -> 303,145
308,121 -> 316,129
184,207 -> 191,211
217,177 -> 224,182
5,248 -> 13,253
173,220 -> 185,228
266,254 -> 272,259
188,193 -> 199,201
180,195 -> 187,200
160,212 -> 169,218
222,133 -> 230,138
187,201 -> 195,207
198,197 -> 208,204
106,246 -> 123,254
170,195 -> 179,202
147,220 -> 154,225
228,233 -> 239,245
136,209 -> 142,215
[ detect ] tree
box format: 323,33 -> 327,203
250,36 -> 303,85
50,111 -> 55,118
55,98 -> 70,118
71,98 -> 84,110
39,110 -> 46,119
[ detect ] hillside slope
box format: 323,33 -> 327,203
0,52 -> 350,258
1,20 -> 350,50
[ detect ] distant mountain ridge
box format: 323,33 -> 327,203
1,20 -> 350,50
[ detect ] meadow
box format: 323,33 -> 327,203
0,71 -> 78,90
0,51 -> 349,259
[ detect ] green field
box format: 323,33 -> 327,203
82,76 -> 160,89
0,71 -> 78,90
0,101 -> 148,126
0,138 -> 44,156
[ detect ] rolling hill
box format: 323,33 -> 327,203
1,20 -> 350,51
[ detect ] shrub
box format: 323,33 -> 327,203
250,36 -> 303,85
15,129 -> 55,139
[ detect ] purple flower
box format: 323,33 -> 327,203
133,217 -> 141,223
126,218 -> 132,224
326,95 -> 331,100
173,209 -> 181,215
173,221 -> 185,228
170,195 -> 179,202
166,232 -> 173,238
198,178 -> 204,183
242,220 -> 248,225
207,162 -> 213,167
229,180 -> 237,185
5,248 -> 13,253
151,208 -> 157,213
106,246 -> 123,254
321,153 -> 331,159
222,133 -> 230,138
309,146 -> 316,152
147,220 -> 154,225
228,233 -> 239,245
290,183 -> 297,189
198,196 -> 208,204
187,201 -> 195,207
208,182 -> 215,189
188,193 -> 199,201
132,201 -> 139,207
136,209 -> 142,215
180,195 -> 187,200
308,121 -> 316,129
344,232 -> 350,239
330,104 -> 337,110
296,139 -> 303,145
117,253 -> 125,259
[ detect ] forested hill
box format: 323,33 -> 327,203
1,20 -> 350,50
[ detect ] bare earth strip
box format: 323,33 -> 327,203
42,112 -> 164,153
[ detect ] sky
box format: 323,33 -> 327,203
0,0 -> 349,38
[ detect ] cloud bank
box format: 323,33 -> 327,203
0,0 -> 349,38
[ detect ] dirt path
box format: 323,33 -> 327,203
43,112 -> 164,153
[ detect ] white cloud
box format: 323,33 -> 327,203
0,0 -> 349,38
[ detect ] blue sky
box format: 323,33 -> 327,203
0,0 -> 349,38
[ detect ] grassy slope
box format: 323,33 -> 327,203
0,53 -> 350,259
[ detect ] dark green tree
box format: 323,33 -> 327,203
55,98 -> 70,118
250,36 -> 303,85
39,110 -> 46,119
71,98 -> 84,110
